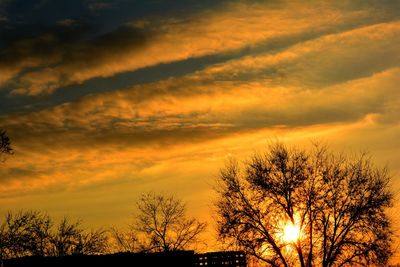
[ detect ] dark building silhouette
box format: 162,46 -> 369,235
4,251 -> 194,267
3,251 -> 246,267
195,251 -> 246,267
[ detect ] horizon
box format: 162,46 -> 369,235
0,0 -> 399,264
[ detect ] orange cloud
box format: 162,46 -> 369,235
1,65 -> 399,196
7,1 -> 375,95
198,21 -> 400,87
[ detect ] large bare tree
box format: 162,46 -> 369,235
216,143 -> 393,267
134,192 -> 206,252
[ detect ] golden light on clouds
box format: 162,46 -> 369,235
0,0 -> 399,262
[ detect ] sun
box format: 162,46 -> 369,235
282,222 -> 300,243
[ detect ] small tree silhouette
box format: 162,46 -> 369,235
0,131 -> 12,157
134,192 -> 206,252
216,143 -> 393,266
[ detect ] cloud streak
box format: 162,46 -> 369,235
1,64 -> 399,194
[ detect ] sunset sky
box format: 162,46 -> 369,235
0,0 -> 399,258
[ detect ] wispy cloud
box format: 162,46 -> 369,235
1,63 -> 399,195
199,20 -> 400,85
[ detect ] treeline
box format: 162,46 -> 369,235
0,211 -> 107,260
0,193 -> 207,262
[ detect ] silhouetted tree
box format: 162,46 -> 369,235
0,212 -> 108,260
135,192 -> 206,252
50,217 -> 107,256
28,213 -> 53,256
0,130 -> 11,266
0,131 -> 12,158
74,228 -> 108,255
110,227 -> 139,252
0,211 -> 52,259
51,218 -> 82,256
216,143 -> 393,267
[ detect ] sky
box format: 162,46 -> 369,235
0,0 -> 399,258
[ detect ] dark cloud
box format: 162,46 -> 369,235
0,21 -> 154,96
0,0 -> 92,46
0,0 -> 230,66
0,19 -> 90,64
64,24 -> 151,65
0,51 -> 234,115
0,0 -> 237,99
0,0 -> 229,46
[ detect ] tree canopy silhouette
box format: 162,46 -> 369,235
216,143 -> 393,267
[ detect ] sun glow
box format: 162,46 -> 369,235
282,222 -> 300,243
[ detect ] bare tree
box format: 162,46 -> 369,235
50,217 -> 107,256
216,143 -> 393,267
23,212 -> 52,257
0,130 -> 11,266
135,192 -> 206,252
50,217 -> 82,257
74,228 -> 108,255
110,227 -> 139,252
0,212 -> 108,259
0,211 -> 52,259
